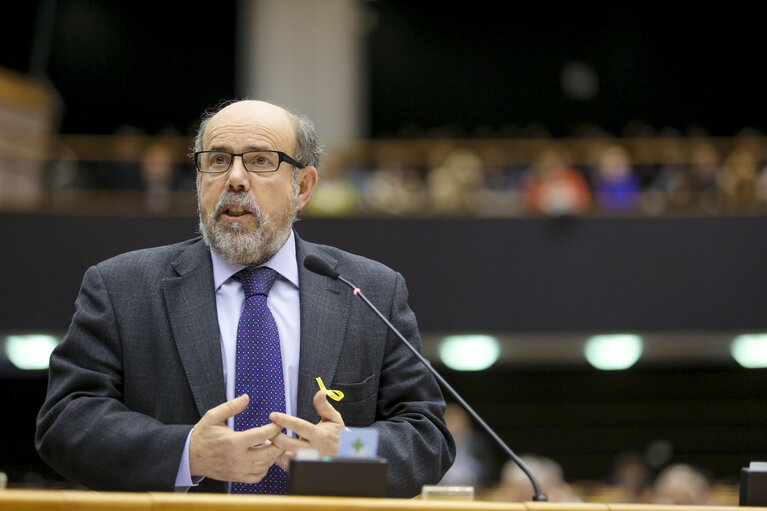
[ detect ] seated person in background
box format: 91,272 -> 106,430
438,403 -> 499,488
606,449 -> 653,503
591,143 -> 641,214
522,144 -> 592,217
652,463 -> 711,505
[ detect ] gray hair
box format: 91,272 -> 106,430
192,99 -> 323,174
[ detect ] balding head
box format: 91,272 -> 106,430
193,99 -> 322,171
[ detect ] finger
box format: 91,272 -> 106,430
247,441 -> 284,462
202,394 -> 249,425
269,412 -> 317,439
238,422 -> 283,447
312,390 -> 344,424
270,432 -> 309,454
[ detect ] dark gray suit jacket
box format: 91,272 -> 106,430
35,233 -> 454,497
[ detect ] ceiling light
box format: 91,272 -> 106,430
5,334 -> 59,370
731,334 -> 767,368
584,334 -> 643,370
438,334 -> 500,371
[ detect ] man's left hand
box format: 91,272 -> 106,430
268,390 -> 346,470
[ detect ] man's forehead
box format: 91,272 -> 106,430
214,100 -> 290,125
204,100 -> 294,147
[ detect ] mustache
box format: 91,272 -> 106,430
214,191 -> 262,220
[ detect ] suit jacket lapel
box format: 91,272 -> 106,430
163,240 -> 226,417
295,237 -> 351,421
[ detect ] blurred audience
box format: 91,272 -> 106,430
140,140 -> 177,213
606,450 -> 654,503
521,144 -> 592,217
88,125 -> 146,190
359,141 -> 427,216
757,163 -> 767,205
14,120 -> 767,218
591,143 -> 641,214
438,403 -> 499,489
489,454 -> 582,502
687,139 -> 724,213
718,143 -> 760,210
651,463 -> 712,505
647,133 -> 689,213
426,147 -> 486,216
302,148 -> 360,217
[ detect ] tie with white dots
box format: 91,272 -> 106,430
231,266 -> 287,494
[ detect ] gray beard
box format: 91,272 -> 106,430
198,190 -> 297,266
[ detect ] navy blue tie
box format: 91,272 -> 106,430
231,266 -> 287,494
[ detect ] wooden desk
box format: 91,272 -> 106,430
2,490 -> 766,511
0,490 -> 512,510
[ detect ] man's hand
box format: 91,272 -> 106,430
268,390 -> 346,470
189,394 -> 283,483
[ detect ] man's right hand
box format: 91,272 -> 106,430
189,394 -> 283,483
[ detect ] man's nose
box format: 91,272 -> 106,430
226,155 -> 251,192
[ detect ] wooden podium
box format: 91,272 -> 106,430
1,490 -> 764,511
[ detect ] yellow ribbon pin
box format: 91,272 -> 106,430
316,377 -> 344,401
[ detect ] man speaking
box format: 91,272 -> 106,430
35,99 -> 455,497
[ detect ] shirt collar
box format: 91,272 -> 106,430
210,229 -> 299,290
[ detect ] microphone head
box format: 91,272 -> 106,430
303,255 -> 339,279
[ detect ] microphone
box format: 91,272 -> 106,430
303,254 -> 339,279
302,254 -> 548,501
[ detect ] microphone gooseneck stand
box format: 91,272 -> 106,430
303,255 -> 547,501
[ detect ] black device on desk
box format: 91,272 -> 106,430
741,462 -> 767,506
287,457 -> 388,498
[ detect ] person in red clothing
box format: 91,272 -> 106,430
523,144 -> 592,217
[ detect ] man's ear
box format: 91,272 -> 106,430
296,166 -> 318,211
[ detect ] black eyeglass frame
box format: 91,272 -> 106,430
194,150 -> 304,174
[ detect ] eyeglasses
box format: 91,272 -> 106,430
194,150 -> 303,174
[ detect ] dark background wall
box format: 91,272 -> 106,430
366,3 -> 767,138
3,2 -> 766,137
3,214 -> 767,333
